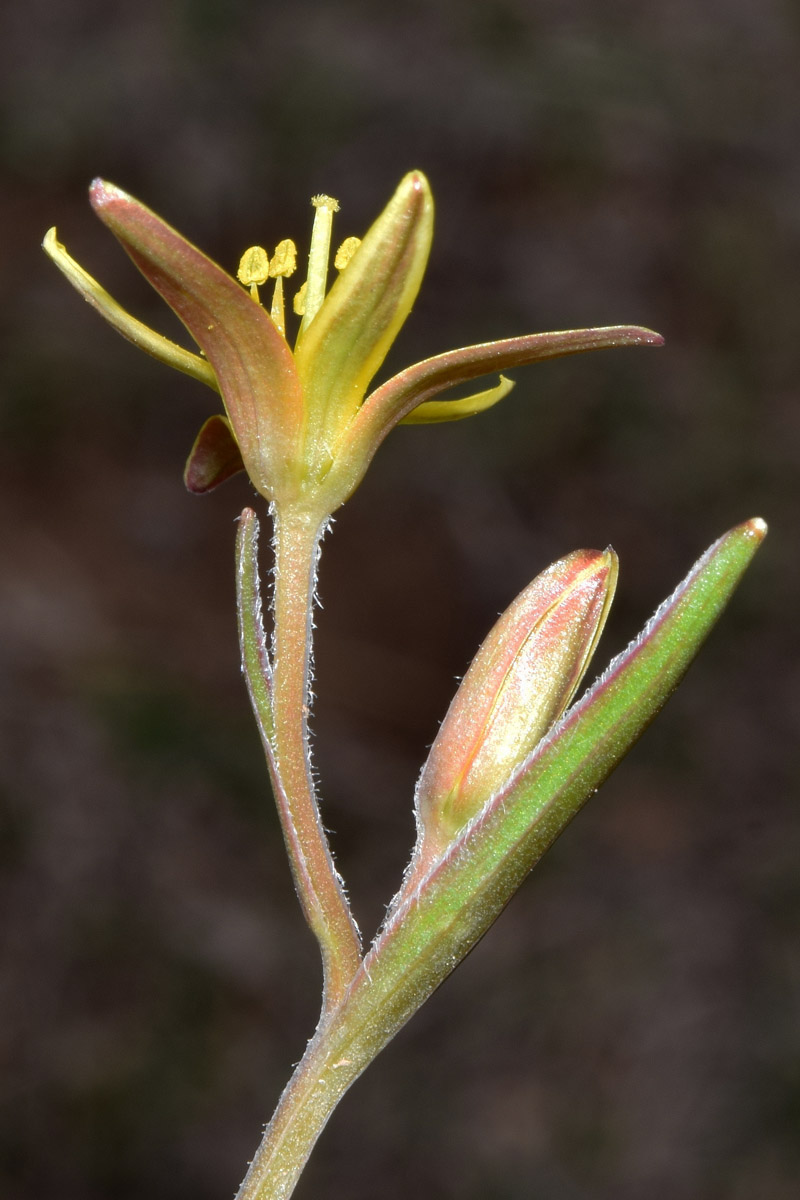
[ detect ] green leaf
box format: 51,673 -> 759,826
235,508 -> 273,744
319,518 -> 767,1072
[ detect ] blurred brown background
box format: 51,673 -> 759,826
1,1 -> 798,1198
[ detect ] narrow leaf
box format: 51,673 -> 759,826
324,519 -> 766,1071
236,508 -> 273,743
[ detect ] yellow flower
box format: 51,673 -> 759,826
44,172 -> 662,519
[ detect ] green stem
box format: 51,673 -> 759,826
234,1011 -> 363,1200
269,503 -> 362,1009
234,948 -> 402,1200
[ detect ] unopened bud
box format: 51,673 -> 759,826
415,548 -> 617,860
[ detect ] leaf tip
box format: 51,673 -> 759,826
626,326 -> 664,347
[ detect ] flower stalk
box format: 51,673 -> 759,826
269,505 -> 362,1007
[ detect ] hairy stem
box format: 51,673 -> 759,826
269,503 -> 362,1008
235,1010 -> 364,1200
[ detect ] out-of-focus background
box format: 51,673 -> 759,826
1,2 -> 798,1198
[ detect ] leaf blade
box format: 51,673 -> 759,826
235,508 -> 274,743
330,519 -> 766,1063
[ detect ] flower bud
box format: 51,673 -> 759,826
415,548 -> 617,861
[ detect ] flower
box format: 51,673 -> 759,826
44,173 -> 662,518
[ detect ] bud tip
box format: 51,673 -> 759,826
89,178 -> 129,212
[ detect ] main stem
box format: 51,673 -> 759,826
270,503 -> 362,1009
235,1007 -> 365,1200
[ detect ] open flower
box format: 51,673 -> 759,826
44,172 -> 662,518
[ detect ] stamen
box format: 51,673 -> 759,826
264,239 -> 295,338
269,239 -> 297,279
237,246 -> 270,303
334,237 -> 361,271
300,194 -> 339,332
271,279 -> 286,336
293,281 -> 308,316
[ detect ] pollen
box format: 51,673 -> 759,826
237,246 -> 270,287
293,281 -> 307,316
269,239 -> 298,278
334,237 -> 361,271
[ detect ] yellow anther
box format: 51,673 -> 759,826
334,236 -> 361,271
269,239 -> 297,278
237,246 -> 270,287
293,281 -> 307,316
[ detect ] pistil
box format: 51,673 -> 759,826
300,194 -> 339,332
